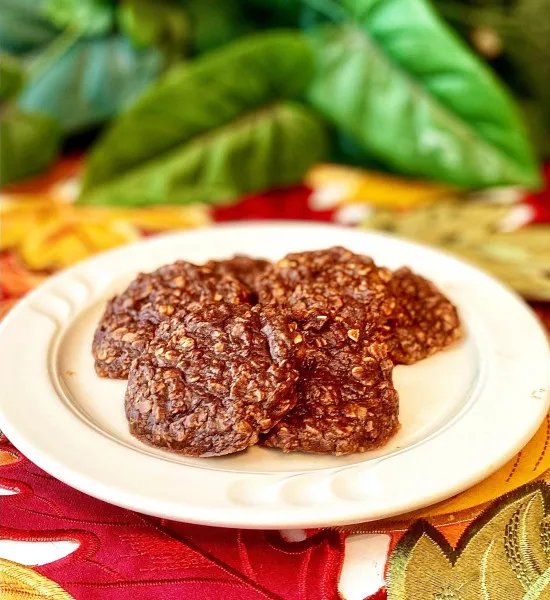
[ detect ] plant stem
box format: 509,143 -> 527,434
27,28 -> 81,82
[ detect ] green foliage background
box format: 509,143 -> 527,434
0,0 -> 544,196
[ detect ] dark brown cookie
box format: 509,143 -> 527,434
93,261 -> 250,379
262,333 -> 399,455
258,247 -> 397,335
258,247 -> 464,454
258,247 -> 401,455
385,267 -> 462,365
259,247 -> 462,454
125,302 -> 298,457
92,300 -> 156,379
206,256 -> 271,299
259,247 -> 462,365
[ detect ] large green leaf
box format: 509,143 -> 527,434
306,0 -> 540,188
79,101 -> 326,206
43,0 -> 115,36
0,54 -> 25,101
18,35 -> 162,133
0,106 -> 61,185
80,32 -> 327,205
1,0 -> 162,134
117,0 -> 189,59
185,0 -> 252,55
434,0 -> 550,159
0,0 -> 58,54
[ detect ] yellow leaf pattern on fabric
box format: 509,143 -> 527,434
504,496 -> 548,588
1,192 -> 211,271
388,527 -> 457,599
306,164 -> 453,209
0,558 -> 74,599
479,540 -> 497,600
523,568 -> 550,599
387,483 -> 550,600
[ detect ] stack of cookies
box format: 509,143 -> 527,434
93,247 -> 462,457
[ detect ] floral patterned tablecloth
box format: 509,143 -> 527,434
1,157 -> 550,600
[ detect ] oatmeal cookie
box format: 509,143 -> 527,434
259,247 -> 461,365
93,301 -> 156,379
385,267 -> 462,365
206,256 -> 270,299
262,318 -> 399,455
93,260 -> 250,378
125,301 -> 298,456
258,247 -> 397,335
257,247 -> 400,455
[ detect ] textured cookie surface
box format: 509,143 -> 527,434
125,302 -> 298,457
94,247 -> 461,457
259,248 -> 400,455
92,302 -> 156,379
385,267 -> 462,365
262,329 -> 399,455
206,256 -> 271,299
258,247 -> 397,335
93,260 -> 250,378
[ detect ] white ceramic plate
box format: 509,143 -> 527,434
1,223 -> 549,529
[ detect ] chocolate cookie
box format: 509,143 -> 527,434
258,247 -> 397,336
93,301 -> 156,379
385,267 -> 462,365
93,260 -> 250,379
262,319 -> 399,455
259,247 -> 461,365
125,301 -> 298,457
258,248 -> 400,454
206,256 -> 270,299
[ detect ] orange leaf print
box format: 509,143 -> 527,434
0,448 -> 19,466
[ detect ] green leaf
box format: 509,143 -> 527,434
434,0 -> 550,160
306,0 -> 540,189
330,129 -> 392,170
186,0 -> 252,55
80,31 -> 327,205
0,54 -> 25,101
43,0 -> 115,36
0,0 -> 58,55
79,101 -> 327,206
0,106 -> 61,185
1,0 -> 162,133
117,0 -> 189,57
18,34 -> 162,133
